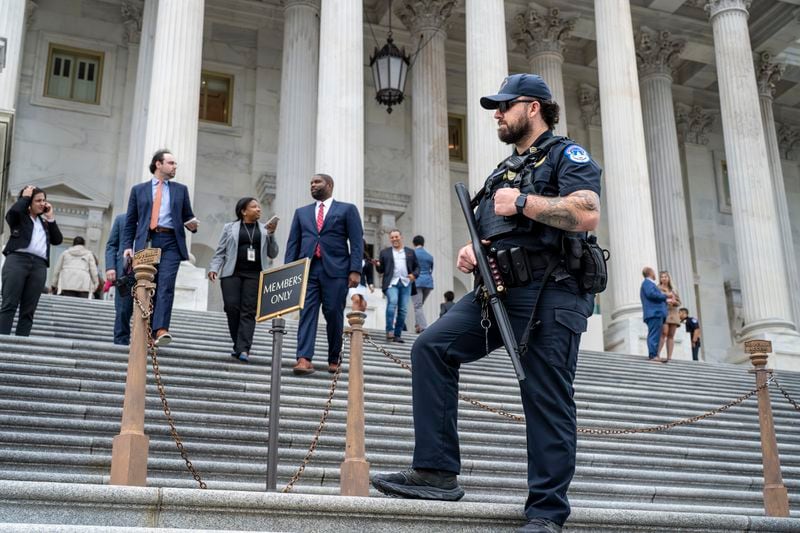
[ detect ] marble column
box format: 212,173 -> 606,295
315,0 -> 363,212
140,0 -> 204,201
705,0 -> 795,340
636,28 -> 697,357
514,6 -> 575,137
115,0 -> 155,215
398,0 -> 456,325
275,0 -> 320,259
594,0 -> 659,355
756,51 -> 800,331
0,0 -> 27,113
465,0 -> 508,193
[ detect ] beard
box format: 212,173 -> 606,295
497,116 -> 532,145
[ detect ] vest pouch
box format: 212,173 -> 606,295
579,235 -> 609,294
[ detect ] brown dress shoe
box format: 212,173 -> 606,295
328,362 -> 340,374
293,357 -> 315,375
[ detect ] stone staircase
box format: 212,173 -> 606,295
1,295 -> 800,531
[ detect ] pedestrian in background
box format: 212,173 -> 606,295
679,308 -> 702,361
208,197 -> 279,363
50,236 -> 98,298
439,290 -> 455,317
376,229 -> 419,343
656,270 -> 681,363
0,186 -> 63,336
640,266 -> 667,362
411,234 -> 434,333
348,239 -> 375,313
105,213 -> 134,345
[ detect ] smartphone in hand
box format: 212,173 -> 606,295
267,215 -> 279,225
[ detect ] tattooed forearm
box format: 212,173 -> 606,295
526,190 -> 600,231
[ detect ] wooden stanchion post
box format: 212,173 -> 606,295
340,311 -> 370,496
746,340 -> 789,517
110,259 -> 158,486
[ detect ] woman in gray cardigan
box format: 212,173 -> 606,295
208,197 -> 278,362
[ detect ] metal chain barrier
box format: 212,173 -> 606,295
364,333 -> 774,435
282,332 -> 349,493
773,377 -> 800,412
132,288 -> 207,489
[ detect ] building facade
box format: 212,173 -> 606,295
1,0 -> 799,367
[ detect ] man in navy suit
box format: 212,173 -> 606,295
285,173 -> 364,375
122,149 -> 198,347
640,266 -> 668,361
105,214 -> 133,345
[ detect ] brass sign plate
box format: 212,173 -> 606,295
134,248 -> 162,267
256,258 -> 311,322
744,339 -> 772,354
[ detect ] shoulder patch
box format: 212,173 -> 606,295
564,144 -> 590,164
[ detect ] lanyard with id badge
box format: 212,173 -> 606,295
244,223 -> 257,262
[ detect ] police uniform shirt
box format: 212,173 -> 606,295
685,316 -> 701,345
486,131 -> 602,254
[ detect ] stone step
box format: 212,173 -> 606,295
2,480 -> 800,532
2,295 -> 800,530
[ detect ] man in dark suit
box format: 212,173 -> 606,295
122,149 -> 198,347
376,229 -> 420,343
640,266 -> 668,361
285,173 -> 363,375
105,214 -> 133,345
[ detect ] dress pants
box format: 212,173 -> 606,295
221,271 -> 260,354
410,276 -> 593,526
114,286 -> 133,345
149,232 -> 182,332
296,258 -> 348,364
644,316 -> 664,358
60,290 -> 89,298
0,253 -> 48,336
412,287 -> 433,330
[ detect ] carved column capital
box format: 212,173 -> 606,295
396,0 -> 457,36
577,83 -> 600,128
513,7 -> 576,59
756,51 -> 785,100
121,0 -> 144,44
675,103 -> 716,145
26,0 -> 38,27
705,0 -> 751,20
635,28 -> 686,79
281,0 -> 320,10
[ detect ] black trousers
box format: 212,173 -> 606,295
410,275 -> 593,526
221,271 -> 260,354
60,290 -> 89,298
0,253 -> 48,336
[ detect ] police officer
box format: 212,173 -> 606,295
371,74 -> 602,533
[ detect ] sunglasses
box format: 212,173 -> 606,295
497,98 -> 536,113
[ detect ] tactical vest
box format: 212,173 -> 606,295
475,135 -> 568,243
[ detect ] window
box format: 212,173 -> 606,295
448,114 -> 465,162
45,44 -> 103,104
199,71 -> 233,125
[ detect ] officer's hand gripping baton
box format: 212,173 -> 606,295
454,182 -> 526,381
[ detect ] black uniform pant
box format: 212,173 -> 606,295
410,275 -> 593,526
0,253 -> 48,336
221,270 -> 260,354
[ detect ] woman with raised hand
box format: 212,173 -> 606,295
208,197 -> 278,362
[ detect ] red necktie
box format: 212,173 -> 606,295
314,202 -> 324,258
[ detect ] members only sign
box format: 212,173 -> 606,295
256,258 -> 311,322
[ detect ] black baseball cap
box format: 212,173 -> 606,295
480,73 -> 553,110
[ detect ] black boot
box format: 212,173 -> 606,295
371,468 -> 465,501
517,518 -> 562,533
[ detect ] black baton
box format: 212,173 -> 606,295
454,182 -> 526,381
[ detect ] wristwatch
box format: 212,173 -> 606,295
515,193 -> 528,216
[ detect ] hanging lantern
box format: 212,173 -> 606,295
370,32 -> 410,114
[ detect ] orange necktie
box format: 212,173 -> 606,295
149,180 -> 163,230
